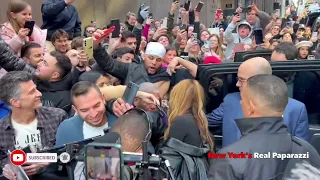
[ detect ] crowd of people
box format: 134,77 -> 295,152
0,0 -> 320,179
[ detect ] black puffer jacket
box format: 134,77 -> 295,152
208,117 -> 320,180
159,138 -> 210,180
0,38 -> 35,73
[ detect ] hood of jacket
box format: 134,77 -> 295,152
236,21 -> 253,39
160,138 -> 210,180
163,138 -> 209,157
236,117 -> 288,137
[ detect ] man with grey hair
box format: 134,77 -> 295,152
207,57 -> 309,147
208,74 -> 320,180
0,71 -> 68,179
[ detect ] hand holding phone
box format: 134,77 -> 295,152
78,50 -> 90,67
184,0 -> 191,11
196,1 -> 204,12
122,82 -> 140,105
161,18 -> 168,28
83,37 -> 94,60
94,26 -> 115,41
254,29 -> 263,45
215,9 -> 223,19
110,19 -> 120,38
149,12 -> 153,18
24,21 -> 35,36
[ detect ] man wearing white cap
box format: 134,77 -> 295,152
92,30 -> 198,96
144,42 -> 166,75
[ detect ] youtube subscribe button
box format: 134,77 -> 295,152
10,150 -> 58,166
10,150 -> 26,166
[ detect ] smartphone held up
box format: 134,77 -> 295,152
85,143 -> 123,180
161,18 -> 168,28
83,37 -> 94,60
24,20 -> 35,36
110,19 -> 121,38
196,1 -> 204,12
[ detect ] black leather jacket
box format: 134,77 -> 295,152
0,38 -> 35,73
159,138 -> 210,180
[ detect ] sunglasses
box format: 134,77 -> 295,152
123,108 -> 152,152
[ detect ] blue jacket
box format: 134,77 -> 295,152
41,0 -> 82,40
55,112 -> 117,146
0,100 -> 10,120
207,92 -> 309,147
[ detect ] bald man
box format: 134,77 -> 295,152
208,74 -> 320,180
207,57 -> 309,147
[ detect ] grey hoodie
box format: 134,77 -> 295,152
224,21 -> 253,58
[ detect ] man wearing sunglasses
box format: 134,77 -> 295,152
206,57 -> 309,148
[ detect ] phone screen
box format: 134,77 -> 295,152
196,2 -> 204,12
161,18 -> 168,28
24,21 -> 35,36
254,29 -> 263,45
192,33 -> 198,40
180,24 -> 187,31
205,40 -> 210,48
86,146 -> 121,180
312,32 -> 318,37
110,19 -> 120,38
242,7 -> 252,14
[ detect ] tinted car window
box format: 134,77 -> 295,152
206,70 -> 320,125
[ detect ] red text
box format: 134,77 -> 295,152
208,152 -> 253,159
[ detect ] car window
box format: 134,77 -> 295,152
206,70 -> 320,125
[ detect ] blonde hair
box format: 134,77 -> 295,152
164,79 -> 214,151
208,34 -> 225,60
7,0 -> 30,34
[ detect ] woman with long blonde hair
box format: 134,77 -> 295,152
164,79 -> 214,151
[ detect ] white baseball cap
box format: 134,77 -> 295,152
145,42 -> 166,59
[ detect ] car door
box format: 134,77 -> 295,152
198,60 -> 320,151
